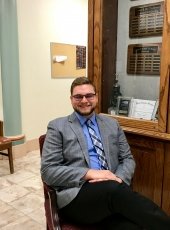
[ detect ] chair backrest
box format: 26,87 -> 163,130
39,134 -> 46,155
39,134 -> 61,230
39,134 -> 100,230
0,120 -> 4,136
39,134 -> 101,230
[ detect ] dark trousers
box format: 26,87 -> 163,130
60,181 -> 170,230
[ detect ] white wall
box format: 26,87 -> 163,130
17,0 -> 88,141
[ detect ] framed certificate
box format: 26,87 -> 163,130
129,99 -> 157,120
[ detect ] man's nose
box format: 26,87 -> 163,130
81,96 -> 88,102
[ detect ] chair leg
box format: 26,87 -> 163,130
8,145 -> 14,174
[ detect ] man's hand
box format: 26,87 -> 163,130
84,169 -> 122,183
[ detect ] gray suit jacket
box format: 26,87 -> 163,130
41,112 -> 135,208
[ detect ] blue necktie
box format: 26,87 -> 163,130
86,119 -> 108,170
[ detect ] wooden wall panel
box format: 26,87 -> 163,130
127,134 -> 164,206
92,0 -> 103,113
88,0 -> 118,113
101,0 -> 118,113
161,0 -> 170,215
162,143 -> 170,214
88,0 -> 94,81
158,0 -> 170,132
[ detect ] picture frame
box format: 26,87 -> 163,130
151,99 -> 159,120
129,99 -> 157,120
117,96 -> 132,116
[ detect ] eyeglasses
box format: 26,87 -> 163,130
72,93 -> 96,101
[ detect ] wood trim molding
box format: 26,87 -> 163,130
103,114 -> 158,131
101,113 -> 170,141
88,0 -> 103,113
158,0 -> 170,132
123,127 -> 170,142
88,0 -> 94,81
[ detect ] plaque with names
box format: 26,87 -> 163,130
76,46 -> 86,69
129,2 -> 164,38
127,43 -> 161,75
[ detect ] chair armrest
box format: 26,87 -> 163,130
5,134 -> 25,141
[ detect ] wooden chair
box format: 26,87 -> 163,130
0,120 -> 25,174
39,134 -> 101,230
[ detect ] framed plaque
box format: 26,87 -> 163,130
127,43 -> 161,75
76,46 -> 86,69
129,2 -> 164,38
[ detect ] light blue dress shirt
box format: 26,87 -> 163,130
75,113 -> 103,169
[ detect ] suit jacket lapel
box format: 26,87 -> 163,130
68,113 -> 91,166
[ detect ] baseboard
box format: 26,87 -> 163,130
12,138 -> 39,159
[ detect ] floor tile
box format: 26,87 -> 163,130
3,169 -> 36,184
0,207 -> 24,228
19,176 -> 43,192
0,150 -> 46,229
10,193 -> 44,215
0,163 -> 11,177
0,184 -> 29,203
0,177 -> 14,189
1,216 -> 45,230
27,207 -> 46,226
0,200 -> 13,213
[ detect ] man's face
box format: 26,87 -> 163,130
70,84 -> 98,117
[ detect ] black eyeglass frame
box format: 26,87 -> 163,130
71,93 -> 96,101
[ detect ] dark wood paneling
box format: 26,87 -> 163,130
101,0 -> 118,113
88,0 -> 118,113
126,134 -> 164,206
88,0 -> 103,113
162,143 -> 170,214
88,0 -> 94,80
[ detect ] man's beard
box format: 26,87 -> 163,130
74,107 -> 95,117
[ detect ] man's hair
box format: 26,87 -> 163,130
70,77 -> 96,95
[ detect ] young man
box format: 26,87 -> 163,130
41,77 -> 170,230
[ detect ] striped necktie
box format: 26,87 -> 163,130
86,119 -> 108,170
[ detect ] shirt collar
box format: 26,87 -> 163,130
75,112 -> 96,126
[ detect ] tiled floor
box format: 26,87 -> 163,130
0,150 -> 46,230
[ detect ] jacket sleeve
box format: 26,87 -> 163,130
41,119 -> 88,190
114,121 -> 136,185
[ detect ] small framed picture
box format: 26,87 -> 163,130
129,99 -> 157,120
117,97 -> 132,116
